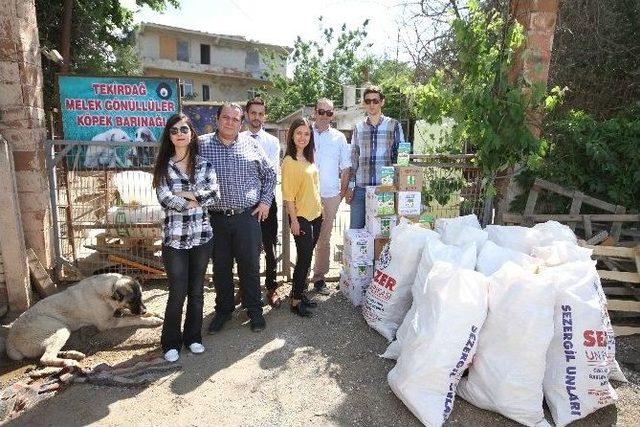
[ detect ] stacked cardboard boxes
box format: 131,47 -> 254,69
340,228 -> 374,307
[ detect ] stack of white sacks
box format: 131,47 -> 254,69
356,215 -> 626,427
340,229 -> 375,306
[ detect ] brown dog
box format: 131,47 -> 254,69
4,273 -> 163,367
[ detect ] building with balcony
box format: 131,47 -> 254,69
136,22 -> 289,102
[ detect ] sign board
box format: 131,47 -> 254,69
58,76 -> 180,168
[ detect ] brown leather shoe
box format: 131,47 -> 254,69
266,289 -> 282,308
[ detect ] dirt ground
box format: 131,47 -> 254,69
1,282 -> 639,427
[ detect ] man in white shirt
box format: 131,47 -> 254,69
239,97 -> 282,307
311,98 -> 352,294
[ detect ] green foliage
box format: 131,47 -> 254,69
409,1 -> 562,196
260,18 -> 371,121
512,108 -> 640,213
36,0 -> 179,112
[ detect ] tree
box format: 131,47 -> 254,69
36,0 -> 179,113
260,18 -> 372,121
409,0 -> 561,196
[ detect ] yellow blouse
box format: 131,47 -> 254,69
281,155 -> 322,221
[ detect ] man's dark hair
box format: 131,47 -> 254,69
245,97 -> 266,112
363,86 -> 385,101
216,102 -> 245,121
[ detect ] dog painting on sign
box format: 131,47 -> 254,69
84,128 -> 131,168
125,126 -> 157,167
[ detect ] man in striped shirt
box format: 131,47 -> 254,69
199,103 -> 276,334
346,86 -> 405,228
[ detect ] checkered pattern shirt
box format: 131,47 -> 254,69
350,115 -> 405,187
156,155 -> 219,249
198,132 -> 276,210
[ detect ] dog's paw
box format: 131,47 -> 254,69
146,316 -> 164,326
62,359 -> 80,369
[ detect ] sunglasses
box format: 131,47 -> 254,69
316,109 -> 334,117
169,125 -> 190,135
364,98 -> 381,105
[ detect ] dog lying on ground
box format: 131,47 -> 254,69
2,273 -> 163,367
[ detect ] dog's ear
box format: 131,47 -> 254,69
111,287 -> 125,301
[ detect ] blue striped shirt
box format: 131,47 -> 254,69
198,132 -> 276,210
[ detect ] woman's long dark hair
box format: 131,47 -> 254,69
285,117 -> 314,163
152,113 -> 199,188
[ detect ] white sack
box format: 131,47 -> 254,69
540,261 -> 618,427
383,238 -> 476,360
362,220 -> 435,341
476,240 -> 541,276
533,221 -> 577,245
457,262 -> 556,427
532,241 -> 593,267
388,262 -> 490,427
112,171 -> 158,205
441,224 -> 488,254
486,220 -> 577,255
434,214 -> 481,235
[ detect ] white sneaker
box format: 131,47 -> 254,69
164,349 -> 179,362
189,343 -> 205,354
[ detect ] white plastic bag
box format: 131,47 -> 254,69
540,261 -> 618,427
434,214 -> 481,235
486,221 -> 577,255
383,239 -> 477,360
533,221 -> 577,245
440,224 -> 488,254
476,240 -> 541,276
532,241 -> 592,267
457,262 -> 556,427
362,220 -> 435,341
112,171 -> 158,205
388,262 -> 489,427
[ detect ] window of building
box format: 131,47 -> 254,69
202,84 -> 210,101
245,49 -> 260,74
177,40 -> 189,62
180,79 -> 194,97
159,35 -> 177,60
200,44 -> 210,65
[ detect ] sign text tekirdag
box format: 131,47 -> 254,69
58,75 -> 180,168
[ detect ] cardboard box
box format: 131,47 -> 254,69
343,228 -> 374,262
396,142 -> 411,166
366,186 -> 395,216
397,191 -> 422,216
366,214 -> 397,238
380,166 -> 395,186
395,166 -> 423,192
344,254 -> 374,280
374,237 -> 390,260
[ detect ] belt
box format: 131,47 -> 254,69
210,207 -> 250,217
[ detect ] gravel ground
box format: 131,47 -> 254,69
1,282 -> 639,426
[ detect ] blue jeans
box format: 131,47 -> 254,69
349,186 -> 366,229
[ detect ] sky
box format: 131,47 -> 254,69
121,0 -> 412,61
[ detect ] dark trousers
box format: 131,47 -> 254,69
261,201 -> 278,290
292,215 -> 323,300
211,210 -> 263,318
161,239 -> 213,353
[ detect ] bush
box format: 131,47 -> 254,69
512,108 -> 640,213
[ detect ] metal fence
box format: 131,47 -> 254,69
45,141 -> 488,282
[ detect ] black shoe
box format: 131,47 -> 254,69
314,280 -> 330,295
207,312 -> 231,334
301,294 -> 317,308
290,301 -> 314,317
249,313 -> 266,333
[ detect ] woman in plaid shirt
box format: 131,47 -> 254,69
152,113 -> 219,363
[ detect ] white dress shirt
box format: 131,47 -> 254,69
313,125 -> 352,198
240,128 -> 281,174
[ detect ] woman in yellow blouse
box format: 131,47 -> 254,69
282,117 -> 323,317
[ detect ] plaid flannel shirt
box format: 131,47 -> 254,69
198,132 -> 276,210
350,115 -> 405,187
156,155 -> 219,249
